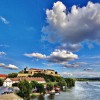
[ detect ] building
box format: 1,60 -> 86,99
3,77 -> 46,87
0,74 -> 7,79
44,69 -> 60,76
18,68 -> 60,77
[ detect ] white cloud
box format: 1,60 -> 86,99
42,1 -> 100,44
0,51 -> 6,56
0,63 -> 18,70
7,64 -> 18,69
24,49 -> 78,67
0,16 -> 9,24
47,49 -> 78,64
24,53 -> 46,59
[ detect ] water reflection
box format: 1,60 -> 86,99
48,95 -> 54,100
37,95 -> 45,100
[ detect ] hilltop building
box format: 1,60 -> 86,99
17,67 -> 60,77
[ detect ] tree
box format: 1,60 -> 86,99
65,78 -> 75,87
0,78 -> 4,86
47,83 -> 53,91
8,73 -> 18,78
57,80 -> 66,90
30,81 -> 38,89
18,80 -> 31,99
36,83 -> 45,94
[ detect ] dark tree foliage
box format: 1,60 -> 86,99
36,83 -> 45,94
65,78 -> 75,87
0,78 -> 4,86
47,83 -> 53,91
8,73 -> 18,78
30,80 -> 38,89
18,80 -> 31,99
32,73 -> 61,82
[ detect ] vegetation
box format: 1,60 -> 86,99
47,82 -> 53,91
76,78 -> 100,81
8,73 -> 18,78
0,78 -> 4,86
17,80 -> 31,100
32,73 -> 56,82
65,78 -> 75,87
36,83 -> 45,94
30,80 -> 38,89
30,94 -> 37,99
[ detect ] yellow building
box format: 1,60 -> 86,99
18,68 -> 60,77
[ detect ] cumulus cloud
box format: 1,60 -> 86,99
24,53 -> 46,59
47,49 -> 78,64
0,16 -> 9,24
24,49 -> 78,67
0,51 -> 6,56
0,63 -> 18,70
42,1 -> 100,45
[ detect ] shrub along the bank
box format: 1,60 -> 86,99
65,78 -> 75,87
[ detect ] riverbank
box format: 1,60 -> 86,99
0,93 -> 23,100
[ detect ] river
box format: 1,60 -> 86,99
33,82 -> 100,100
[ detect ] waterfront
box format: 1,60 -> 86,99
33,82 -> 100,100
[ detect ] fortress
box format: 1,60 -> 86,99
17,67 -> 60,77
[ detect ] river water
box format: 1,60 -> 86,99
33,82 -> 100,100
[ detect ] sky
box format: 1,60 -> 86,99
0,0 -> 100,78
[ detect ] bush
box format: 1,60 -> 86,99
65,78 -> 75,87
30,94 -> 37,98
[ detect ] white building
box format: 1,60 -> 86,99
3,77 -> 46,87
3,78 -> 19,87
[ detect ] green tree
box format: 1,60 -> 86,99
18,80 -> 31,99
8,73 -> 18,78
0,78 -> 4,86
36,83 -> 45,94
47,83 -> 53,91
57,80 -> 66,90
65,78 -> 75,87
30,81 -> 38,89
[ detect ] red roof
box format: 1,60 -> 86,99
0,74 -> 7,77
10,77 -> 45,82
29,68 -> 43,71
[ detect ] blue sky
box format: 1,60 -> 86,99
0,0 -> 100,77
